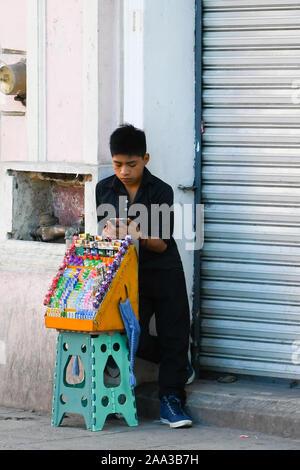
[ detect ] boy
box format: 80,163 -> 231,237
95,124 -> 194,428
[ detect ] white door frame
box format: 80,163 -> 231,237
26,0 -> 47,162
122,0 -> 144,129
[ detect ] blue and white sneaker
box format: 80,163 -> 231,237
160,395 -> 193,428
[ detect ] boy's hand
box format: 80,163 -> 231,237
102,218 -> 142,240
101,218 -> 166,253
127,218 -> 142,240
115,219 -> 129,239
102,220 -> 118,239
117,218 -> 141,240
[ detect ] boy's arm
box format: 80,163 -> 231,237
95,182 -> 102,223
136,184 -> 174,254
96,179 -> 174,254
138,233 -> 167,253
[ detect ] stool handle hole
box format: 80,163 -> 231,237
60,394 -> 67,404
118,394 -> 126,405
81,396 -> 88,407
101,396 -> 109,407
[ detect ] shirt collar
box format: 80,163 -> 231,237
111,166 -> 154,193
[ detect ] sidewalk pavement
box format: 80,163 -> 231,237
0,403 -> 299,451
0,376 -> 299,451
136,375 -> 300,440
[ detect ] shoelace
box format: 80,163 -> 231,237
165,396 -> 183,416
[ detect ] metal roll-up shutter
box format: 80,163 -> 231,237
199,0 -> 300,379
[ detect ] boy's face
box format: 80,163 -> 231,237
112,153 -> 150,187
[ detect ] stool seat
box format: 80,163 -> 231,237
51,331 -> 138,431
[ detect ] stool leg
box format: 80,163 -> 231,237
111,335 -> 138,427
91,401 -> 110,432
51,332 -> 93,430
91,337 -> 110,431
91,333 -> 138,430
51,333 -> 66,427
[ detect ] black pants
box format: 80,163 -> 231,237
136,268 -> 190,404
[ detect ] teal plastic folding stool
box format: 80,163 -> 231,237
51,331 -> 138,431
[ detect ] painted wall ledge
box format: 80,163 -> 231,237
0,239 -> 65,273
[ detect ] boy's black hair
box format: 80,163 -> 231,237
109,124 -> 147,157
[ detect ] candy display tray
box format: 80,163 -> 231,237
45,245 -> 139,333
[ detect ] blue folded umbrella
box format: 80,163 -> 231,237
73,355 -> 80,376
119,298 -> 140,388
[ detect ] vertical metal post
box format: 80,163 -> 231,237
192,0 -> 203,378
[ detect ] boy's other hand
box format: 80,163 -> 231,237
102,218 -> 142,240
127,218 -> 142,240
117,218 -> 141,240
101,218 -> 132,240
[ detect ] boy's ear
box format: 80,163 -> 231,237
144,153 -> 150,165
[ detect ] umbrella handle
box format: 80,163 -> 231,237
73,355 -> 80,376
124,284 -> 129,298
118,284 -> 129,305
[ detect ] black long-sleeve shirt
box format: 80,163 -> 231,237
95,167 -> 183,271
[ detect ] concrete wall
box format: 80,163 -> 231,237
46,0 -> 83,163
0,0 -> 27,162
99,0 -> 123,164
0,0 -> 120,411
122,0 -> 196,387
0,269 -> 57,411
143,0 -> 195,308
0,0 -> 196,412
